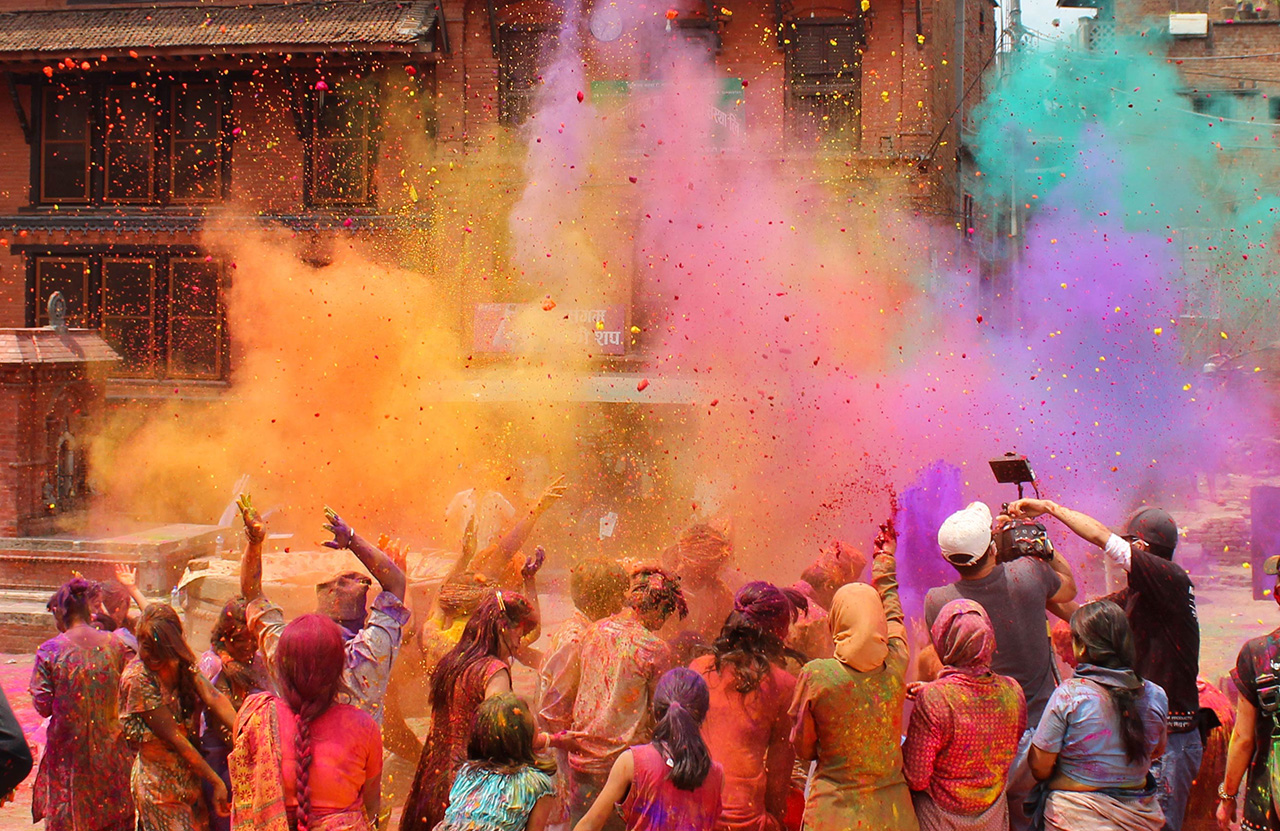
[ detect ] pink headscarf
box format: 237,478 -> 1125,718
930,599 -> 996,676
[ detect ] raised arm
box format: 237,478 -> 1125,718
237,494 -> 266,602
871,520 -> 906,641
114,564 -> 150,612
1008,499 -> 1112,550
323,508 -> 406,601
470,476 -> 567,578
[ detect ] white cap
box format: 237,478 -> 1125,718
938,501 -> 994,566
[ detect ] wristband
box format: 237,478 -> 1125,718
1219,782 -> 1238,801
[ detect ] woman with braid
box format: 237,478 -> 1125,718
229,614 -> 383,831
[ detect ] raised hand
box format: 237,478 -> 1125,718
322,507 -> 356,550
114,563 -> 138,587
874,518 -> 897,559
379,534 -> 408,575
533,475 -> 568,515
522,545 -> 546,579
237,494 -> 266,545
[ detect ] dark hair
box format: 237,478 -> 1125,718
48,578 -> 100,628
652,668 -> 713,790
712,582 -> 808,693
99,580 -> 131,624
953,545 -> 994,578
430,592 -> 536,714
626,567 -> 688,621
467,692 -> 556,774
277,614 -> 346,831
570,558 -> 629,621
136,604 -> 200,719
210,596 -> 250,652
1070,600 -> 1147,763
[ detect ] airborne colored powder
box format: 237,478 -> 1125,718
89,24 -> 1275,580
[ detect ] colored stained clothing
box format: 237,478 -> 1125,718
568,611 -> 675,778
903,671 -> 1027,816
199,650 -> 270,831
437,763 -> 555,831
924,559 -> 1062,724
401,657 -> 509,831
228,693 -> 374,831
1184,678 -> 1234,831
1100,535 -> 1200,731
621,743 -> 725,831
120,659 -> 209,831
29,631 -> 134,831
538,609 -> 591,734
272,697 -> 382,812
1031,674 -> 1169,789
690,655 -> 796,831
789,554 -> 918,831
1231,625 -> 1280,831
681,578 -> 736,644
247,591 -> 411,725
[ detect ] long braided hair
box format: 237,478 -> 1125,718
276,614 -> 346,831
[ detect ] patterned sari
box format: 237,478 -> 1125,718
229,692 -> 372,831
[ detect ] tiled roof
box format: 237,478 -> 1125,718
0,329 -> 121,364
0,1 -> 435,56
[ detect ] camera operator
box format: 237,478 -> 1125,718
1007,499 -> 1201,831
924,501 -> 1078,831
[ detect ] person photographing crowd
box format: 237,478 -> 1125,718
1006,499 -> 1202,831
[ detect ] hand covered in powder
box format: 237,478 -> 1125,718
322,507 -> 356,550
114,563 -> 137,587
533,475 -> 568,515
1007,498 -> 1053,520
378,534 -> 408,574
522,545 -> 546,579
873,518 -> 897,559
237,493 -> 266,545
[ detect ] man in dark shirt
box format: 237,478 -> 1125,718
1009,499 -> 1201,831
924,501 -> 1077,831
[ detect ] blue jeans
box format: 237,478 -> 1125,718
1153,728 -> 1204,831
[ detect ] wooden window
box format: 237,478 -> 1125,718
784,20 -> 864,145
170,84 -> 224,203
104,85 -> 156,203
35,78 -> 225,207
34,257 -> 91,326
498,26 -> 557,126
102,257 -> 157,377
310,81 -> 377,206
40,85 -> 92,203
167,257 -> 224,379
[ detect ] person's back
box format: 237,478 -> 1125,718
1036,676 -> 1168,788
798,657 -> 907,794
905,669 -> 1026,813
622,743 -> 725,831
276,699 -> 382,815
570,610 -> 673,777
692,651 -> 795,830
924,558 -> 1060,724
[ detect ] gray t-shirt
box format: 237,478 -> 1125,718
924,559 -> 1062,724
1031,677 -> 1168,788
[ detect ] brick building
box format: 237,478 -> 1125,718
0,0 -> 995,402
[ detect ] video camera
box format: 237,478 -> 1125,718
989,453 -> 1055,562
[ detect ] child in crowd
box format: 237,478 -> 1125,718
436,693 -> 556,831
574,668 -> 725,831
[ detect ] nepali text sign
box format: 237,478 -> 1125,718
473,304 -> 628,356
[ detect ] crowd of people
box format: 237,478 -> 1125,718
5,480 -> 1280,831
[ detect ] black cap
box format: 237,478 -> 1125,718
1124,507 -> 1179,553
